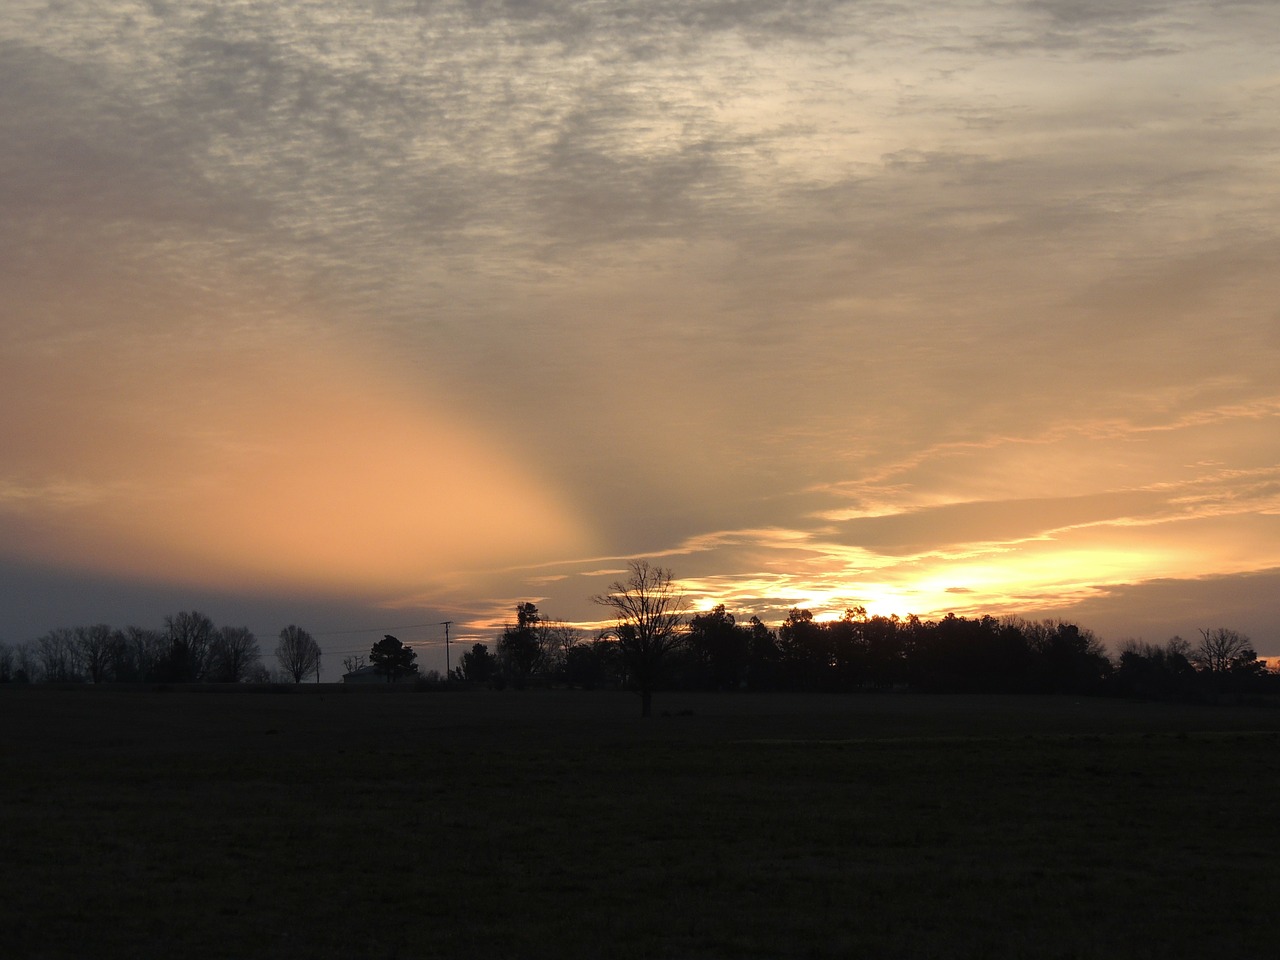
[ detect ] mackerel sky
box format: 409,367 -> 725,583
3,1 -> 1278,672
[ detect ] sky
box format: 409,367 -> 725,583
3,0 -> 1278,677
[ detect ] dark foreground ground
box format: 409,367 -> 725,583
2,687 -> 1278,959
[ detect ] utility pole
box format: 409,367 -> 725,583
441,621 -> 453,682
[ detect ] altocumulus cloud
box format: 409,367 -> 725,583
1,0 -> 1278,655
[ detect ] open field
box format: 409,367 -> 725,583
3,688 -> 1279,958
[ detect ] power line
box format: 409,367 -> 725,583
311,621 -> 446,637
325,636 -> 464,652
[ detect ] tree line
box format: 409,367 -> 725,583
0,611 -> 321,685
465,603 -> 1270,700
454,561 -> 1274,708
1,563 -> 1272,708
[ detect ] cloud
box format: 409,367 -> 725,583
2,0 -> 1277,651
827,490 -> 1170,555
0,332 -> 594,595
1037,566 -> 1280,649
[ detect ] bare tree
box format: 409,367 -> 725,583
1166,635 -> 1192,662
540,620 -> 582,679
75,624 -> 115,683
276,625 -> 322,683
114,625 -> 167,682
13,641 -> 40,683
164,611 -> 217,682
591,560 -> 687,717
37,628 -> 82,682
209,626 -> 261,683
1193,628 -> 1257,674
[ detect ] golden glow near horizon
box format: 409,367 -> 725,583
1,333 -> 593,596
2,1 -> 1279,653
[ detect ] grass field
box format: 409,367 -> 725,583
2,687 -> 1279,958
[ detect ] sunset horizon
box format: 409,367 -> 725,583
3,0 -> 1277,678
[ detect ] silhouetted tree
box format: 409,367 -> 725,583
1192,627 -> 1266,697
563,634 -> 622,690
103,628 -> 132,682
457,643 -> 498,684
497,602 -> 545,686
162,610 -> 217,682
916,614 -> 1029,692
1193,628 -> 1257,675
369,634 -> 417,683
829,607 -> 870,689
864,614 -> 907,687
745,616 -> 781,689
36,628 -> 82,682
112,625 -> 167,682
539,620 -> 582,682
11,641 -> 38,683
591,560 -> 687,717
75,623 -> 114,683
209,626 -> 261,683
777,609 -> 829,690
897,614 -> 931,685
1112,638 -> 1197,700
687,605 -> 750,690
276,625 -> 322,683
1019,619 -> 1111,694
